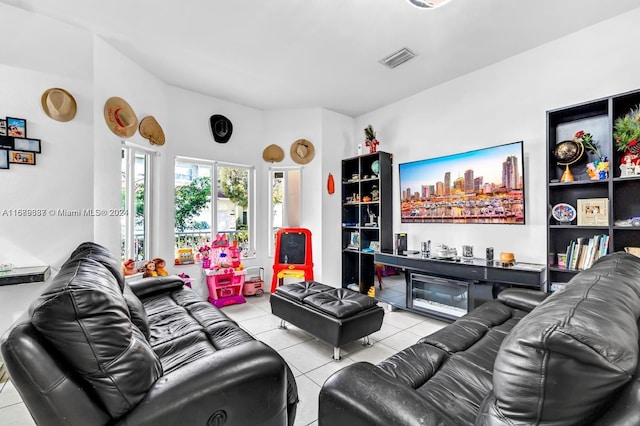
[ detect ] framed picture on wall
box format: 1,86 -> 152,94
9,150 -> 36,165
0,149 -> 8,169
0,119 -> 6,136
13,138 -> 41,153
0,136 -> 13,150
6,117 -> 26,138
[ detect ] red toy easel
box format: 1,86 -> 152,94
271,228 -> 314,292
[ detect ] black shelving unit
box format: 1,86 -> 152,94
547,89 -> 640,286
341,151 -> 393,292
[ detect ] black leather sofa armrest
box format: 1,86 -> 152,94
319,362 -> 436,426
127,275 -> 184,298
119,341 -> 289,426
497,288 -> 549,312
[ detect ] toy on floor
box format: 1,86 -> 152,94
271,228 -> 314,292
243,266 -> 265,297
153,258 -> 169,276
205,234 -> 246,308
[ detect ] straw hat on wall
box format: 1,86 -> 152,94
263,144 -> 285,162
139,116 -> 166,146
290,139 -> 315,164
104,97 -> 139,138
41,88 -> 77,122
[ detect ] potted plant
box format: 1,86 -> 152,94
613,105 -> 640,154
364,125 -> 379,153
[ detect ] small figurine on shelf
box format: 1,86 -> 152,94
122,259 -> 137,276
153,258 -> 169,276
199,245 -> 211,269
371,185 -> 379,201
364,125 -> 379,153
141,260 -> 158,278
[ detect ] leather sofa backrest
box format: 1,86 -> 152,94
28,242 -> 162,419
478,252 -> 640,425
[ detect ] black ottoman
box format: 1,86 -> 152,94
270,281 -> 385,360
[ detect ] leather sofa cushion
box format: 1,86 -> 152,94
66,241 -> 125,291
30,253 -> 162,419
304,288 -> 378,319
486,252 -> 640,425
142,287 -> 255,374
123,282 -> 151,340
276,280 -> 333,302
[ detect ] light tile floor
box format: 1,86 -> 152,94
0,292 -> 447,426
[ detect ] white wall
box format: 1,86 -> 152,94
320,109 -> 356,286
0,4 -> 95,331
353,8 -> 640,264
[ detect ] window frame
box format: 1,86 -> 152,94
268,166 -> 302,257
175,157 -> 256,258
121,145 -> 154,261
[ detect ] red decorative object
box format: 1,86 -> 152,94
327,173 -> 335,194
365,139 -> 379,153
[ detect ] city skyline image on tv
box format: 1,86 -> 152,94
399,141 -> 525,224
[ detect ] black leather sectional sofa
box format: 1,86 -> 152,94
1,242 -> 298,426
319,251 -> 640,425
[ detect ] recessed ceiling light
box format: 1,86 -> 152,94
408,0 -> 453,8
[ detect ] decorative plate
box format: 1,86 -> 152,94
371,160 -> 380,174
552,203 -> 576,223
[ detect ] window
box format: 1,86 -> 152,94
121,147 -> 152,261
269,167 -> 301,256
175,158 -> 255,257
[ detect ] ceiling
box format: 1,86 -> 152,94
3,0 -> 640,117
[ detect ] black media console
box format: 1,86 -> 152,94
374,251 -> 546,322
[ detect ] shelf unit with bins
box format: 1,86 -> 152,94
547,89 -> 640,286
341,151 -> 393,292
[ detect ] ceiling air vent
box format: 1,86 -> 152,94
379,47 -> 416,69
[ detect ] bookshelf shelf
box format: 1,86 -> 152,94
547,89 -> 640,285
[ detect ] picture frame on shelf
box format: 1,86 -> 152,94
0,119 -> 6,136
577,198 -> 609,226
369,241 -> 380,252
6,117 -> 26,138
9,150 -> 36,165
348,231 -> 360,249
13,138 -> 41,153
0,149 -> 9,169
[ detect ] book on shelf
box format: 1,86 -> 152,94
564,234 -> 609,271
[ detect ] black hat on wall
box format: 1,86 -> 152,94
210,114 -> 233,143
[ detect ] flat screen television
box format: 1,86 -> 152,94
399,141 -> 525,224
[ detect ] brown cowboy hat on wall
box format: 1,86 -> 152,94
139,116 -> 166,146
104,97 -> 139,138
210,114 -> 233,143
41,88 -> 77,122
290,139 -> 315,164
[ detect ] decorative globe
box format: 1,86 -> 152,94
554,140 -> 584,166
